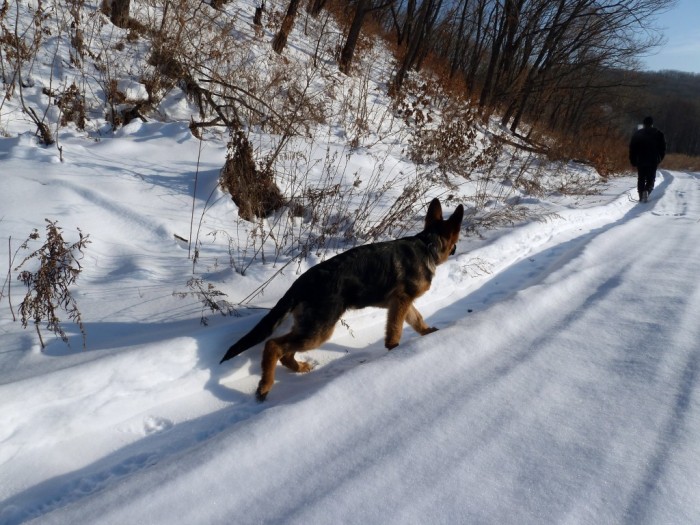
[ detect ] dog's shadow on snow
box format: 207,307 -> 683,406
4,314 -> 377,523
205,319 -> 382,405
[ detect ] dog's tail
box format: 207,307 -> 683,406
219,293 -> 296,364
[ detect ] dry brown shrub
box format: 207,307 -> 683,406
220,130 -> 286,222
662,153 -> 700,172
393,74 -> 484,179
14,220 -> 90,350
55,82 -> 87,129
542,129 -> 629,178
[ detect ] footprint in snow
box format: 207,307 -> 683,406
117,415 -> 173,436
143,415 -> 173,435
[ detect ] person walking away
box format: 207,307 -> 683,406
629,116 -> 666,203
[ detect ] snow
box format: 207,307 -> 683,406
2,0 -> 700,523
2,125 -> 699,523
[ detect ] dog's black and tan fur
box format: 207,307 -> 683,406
220,198 -> 464,401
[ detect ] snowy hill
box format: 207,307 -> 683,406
2,0 -> 700,523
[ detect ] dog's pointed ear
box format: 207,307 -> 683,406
425,198 -> 443,230
449,204 -> 464,231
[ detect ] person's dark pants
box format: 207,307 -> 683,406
637,164 -> 657,196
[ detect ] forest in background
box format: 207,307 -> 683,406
622,69 -> 700,157
2,0 -> 699,198
322,0 -> 699,166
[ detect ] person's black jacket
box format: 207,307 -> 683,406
629,126 -> 666,168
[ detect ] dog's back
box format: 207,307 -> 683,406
291,232 -> 438,311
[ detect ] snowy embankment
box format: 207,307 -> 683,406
1,124 -> 700,524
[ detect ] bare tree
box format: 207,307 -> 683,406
392,0 -> 443,91
339,0 -> 394,75
254,2 -> 265,26
109,0 -> 131,28
307,0 -> 329,17
272,0 -> 301,54
389,0 -> 416,46
425,0 -> 675,137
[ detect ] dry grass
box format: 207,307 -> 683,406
538,129 -> 629,177
13,220 -> 91,350
662,153 -> 700,172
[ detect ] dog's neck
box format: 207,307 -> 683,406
418,232 -> 442,271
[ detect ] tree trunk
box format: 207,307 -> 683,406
478,2 -> 506,110
110,0 -> 131,28
393,0 -> 442,92
272,0 -> 301,54
254,1 -> 265,26
339,0 -> 369,75
465,0 -> 488,95
307,0 -> 328,17
448,0 -> 470,79
397,0 -> 416,46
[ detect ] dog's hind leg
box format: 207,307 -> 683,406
256,311 -> 338,401
405,304 -> 438,336
257,338 -> 283,402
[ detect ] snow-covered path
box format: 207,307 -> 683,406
2,0 -> 697,519
2,170 -> 700,524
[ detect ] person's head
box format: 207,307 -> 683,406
643,116 -> 654,128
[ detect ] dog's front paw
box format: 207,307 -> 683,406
424,326 -> 439,335
385,341 -> 399,350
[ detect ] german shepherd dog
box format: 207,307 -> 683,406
220,198 -> 464,401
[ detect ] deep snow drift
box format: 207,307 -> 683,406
1,124 -> 699,523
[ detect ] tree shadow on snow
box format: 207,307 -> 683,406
2,311 -> 389,523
